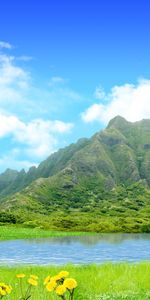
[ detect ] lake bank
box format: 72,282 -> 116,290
1,263 -> 150,300
0,225 -> 89,240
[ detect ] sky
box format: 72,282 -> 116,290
0,0 -> 150,172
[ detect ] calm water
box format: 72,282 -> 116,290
0,234 -> 150,265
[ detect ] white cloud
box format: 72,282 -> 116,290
0,54 -> 31,115
48,120 -> 74,133
0,52 -> 74,157
82,79 -> 150,124
82,104 -> 104,123
0,113 -> 73,159
0,54 -> 29,87
0,41 -> 12,49
0,114 -> 23,137
0,52 -> 82,117
0,46 -> 78,171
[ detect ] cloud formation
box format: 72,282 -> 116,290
0,53 -> 30,112
0,44 -> 75,171
0,112 -> 73,159
82,79 -> 150,124
0,41 -> 12,49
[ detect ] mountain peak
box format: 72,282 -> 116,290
1,168 -> 18,178
107,115 -> 130,129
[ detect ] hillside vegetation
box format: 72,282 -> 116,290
0,116 -> 150,232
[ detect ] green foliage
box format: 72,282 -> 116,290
1,116 -> 150,233
0,226 -> 89,240
0,181 -> 150,233
141,223 -> 150,233
0,212 -> 16,224
1,263 -> 150,300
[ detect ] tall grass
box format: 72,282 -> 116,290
1,263 -> 150,299
0,225 -> 89,240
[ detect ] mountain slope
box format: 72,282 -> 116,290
0,138 -> 89,197
1,116 -> 150,232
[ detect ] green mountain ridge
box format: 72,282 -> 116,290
0,116 -> 150,232
0,137 -> 90,197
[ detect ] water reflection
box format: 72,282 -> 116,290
0,234 -> 150,266
28,233 -> 150,246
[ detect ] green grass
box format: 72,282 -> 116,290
1,263 -> 150,299
0,225 -> 90,240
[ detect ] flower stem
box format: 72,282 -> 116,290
71,289 -> 74,300
24,285 -> 32,300
20,278 -> 24,299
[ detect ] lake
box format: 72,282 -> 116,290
0,233 -> 150,265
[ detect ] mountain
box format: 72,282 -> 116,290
0,116 -> 150,233
0,169 -> 19,193
0,138 -> 89,197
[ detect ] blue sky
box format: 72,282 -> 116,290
0,0 -> 150,172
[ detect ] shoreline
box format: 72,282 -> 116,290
1,225 -> 150,241
0,225 -> 93,240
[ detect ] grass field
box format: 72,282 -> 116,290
0,225 -> 89,240
1,263 -> 150,300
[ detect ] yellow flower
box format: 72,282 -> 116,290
16,274 -> 26,278
58,271 -> 69,279
0,288 -> 6,296
44,275 -> 51,285
0,283 -> 6,289
28,278 -> 38,286
30,274 -> 38,280
46,280 -> 57,292
64,278 -> 77,290
0,283 -> 12,296
5,285 -> 12,294
55,284 -> 66,296
50,275 -> 61,281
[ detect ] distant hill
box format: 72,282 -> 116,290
0,116 -> 150,232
